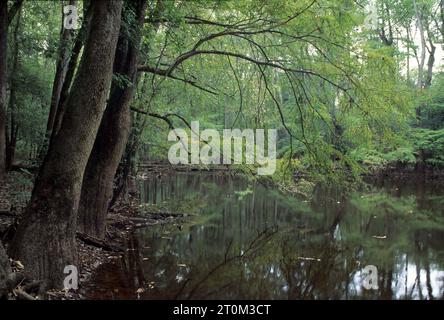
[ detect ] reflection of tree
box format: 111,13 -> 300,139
183,228 -> 277,299
90,173 -> 444,300
83,235 -> 144,299
125,234 -> 146,290
279,229 -> 358,299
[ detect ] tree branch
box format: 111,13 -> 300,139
137,65 -> 217,95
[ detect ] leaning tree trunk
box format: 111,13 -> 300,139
8,0 -> 123,288
42,0 -> 77,156
78,0 -> 147,239
51,0 -> 93,141
0,2 -> 7,180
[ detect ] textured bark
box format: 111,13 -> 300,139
44,0 -> 77,144
51,0 -> 93,140
8,0 -> 123,288
78,0 -> 147,239
0,241 -> 11,299
0,2 -> 7,180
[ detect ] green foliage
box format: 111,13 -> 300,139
412,128 -> 444,166
5,0 -> 444,187
351,145 -> 417,168
384,147 -> 417,165
420,73 -> 444,130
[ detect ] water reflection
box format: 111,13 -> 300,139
85,173 -> 444,300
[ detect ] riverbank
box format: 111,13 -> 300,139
0,171 -> 186,300
2,163 -> 444,299
366,165 -> 444,180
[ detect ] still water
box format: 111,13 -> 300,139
85,173 -> 444,300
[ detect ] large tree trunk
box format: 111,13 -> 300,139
78,0 -> 147,239
8,0 -> 123,288
0,2 -> 7,180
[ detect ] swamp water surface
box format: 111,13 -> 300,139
85,173 -> 444,300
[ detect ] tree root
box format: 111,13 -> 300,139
13,288 -> 36,300
0,271 -> 48,300
76,232 -> 124,252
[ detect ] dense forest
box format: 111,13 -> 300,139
0,0 -> 444,300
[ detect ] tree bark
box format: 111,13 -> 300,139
0,241 -> 11,299
5,8 -> 21,171
424,43 -> 435,89
51,0 -> 93,141
44,0 -> 77,149
0,0 -> 23,181
78,0 -> 147,239
8,0 -> 123,288
424,23 -> 436,89
0,2 -> 7,180
379,2 -> 394,46
440,0 -> 444,40
414,0 -> 426,89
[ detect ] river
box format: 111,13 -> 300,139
85,172 -> 444,300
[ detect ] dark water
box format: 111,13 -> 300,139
85,173 -> 444,300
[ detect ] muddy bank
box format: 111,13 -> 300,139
364,165 -> 444,184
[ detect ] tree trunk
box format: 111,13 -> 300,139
5,8 -> 21,171
0,2 -> 7,180
43,0 -> 77,153
8,0 -> 123,288
51,0 -> 93,141
424,25 -> 436,89
424,44 -> 435,89
78,0 -> 147,239
440,0 -> 444,41
414,0 -> 426,89
379,2 -> 394,46
0,0 -> 23,181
